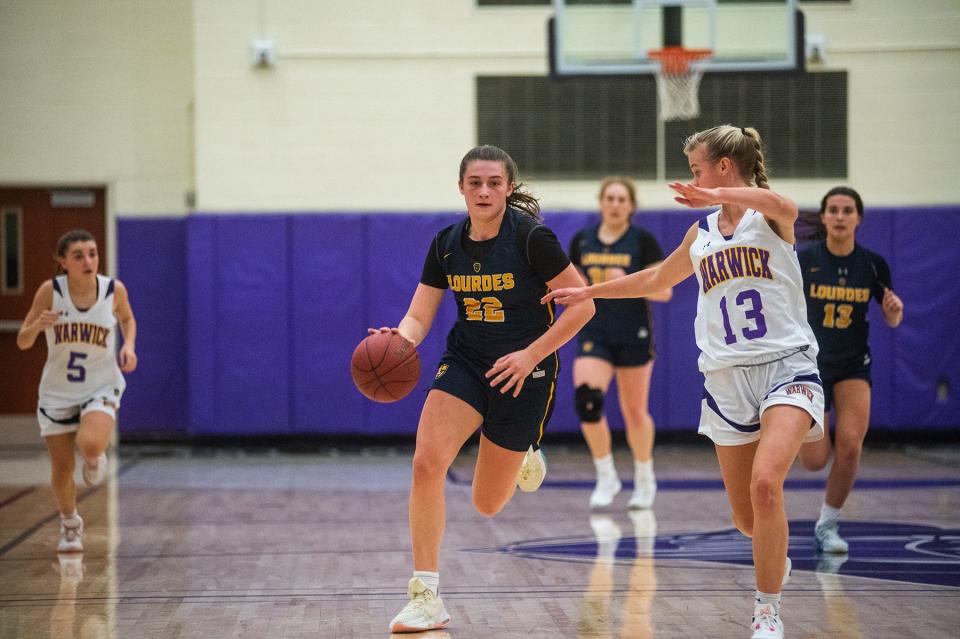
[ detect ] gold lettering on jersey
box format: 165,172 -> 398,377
446,273 -> 515,292
53,323 -> 109,348
807,284 -> 871,303
699,246 -> 774,294
580,252 -> 631,268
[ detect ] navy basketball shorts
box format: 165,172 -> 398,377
576,332 -> 654,367
819,352 -> 873,411
430,352 -> 558,452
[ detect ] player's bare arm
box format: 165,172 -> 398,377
881,287 -> 904,327
544,222 -> 697,305
670,183 -> 798,243
372,283 -> 446,347
114,281 -> 138,372
16,281 -> 56,350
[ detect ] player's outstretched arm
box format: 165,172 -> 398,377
543,223 -> 697,306
669,182 -> 798,240
16,281 -> 55,351
369,283 -> 446,348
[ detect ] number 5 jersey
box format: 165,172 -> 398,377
690,209 -> 818,373
39,274 -> 126,408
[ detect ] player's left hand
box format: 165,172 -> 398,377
669,182 -> 721,208
119,344 -> 138,372
882,287 -> 903,317
485,349 -> 538,397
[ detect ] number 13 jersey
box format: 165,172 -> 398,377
690,209 -> 817,372
39,274 -> 126,408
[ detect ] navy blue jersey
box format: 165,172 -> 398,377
569,223 -> 664,343
798,242 -> 891,368
420,208 -> 569,368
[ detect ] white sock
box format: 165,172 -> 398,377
414,571 -> 439,595
754,590 -> 781,614
593,454 -> 617,479
61,511 -> 81,526
819,503 -> 841,525
634,459 -> 654,481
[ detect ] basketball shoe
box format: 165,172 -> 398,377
58,515 -> 84,553
814,519 -> 849,554
589,473 -> 621,508
389,577 -> 451,633
750,603 -> 783,639
82,452 -> 108,487
517,445 -> 546,492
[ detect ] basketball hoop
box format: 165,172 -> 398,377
648,47 -> 712,122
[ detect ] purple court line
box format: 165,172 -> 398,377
445,470 -> 960,491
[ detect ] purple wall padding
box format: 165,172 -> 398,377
890,208 -> 960,428
117,207 -> 960,437
116,219 -> 187,433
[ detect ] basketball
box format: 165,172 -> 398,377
350,331 -> 421,403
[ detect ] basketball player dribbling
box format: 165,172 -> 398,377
544,125 -> 822,639
17,229 -> 138,554
373,145 -> 595,633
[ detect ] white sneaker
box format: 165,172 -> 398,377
814,519 -> 849,554
628,475 -> 657,510
389,577 -> 451,633
751,603 -> 784,639
782,556 -> 792,586
517,446 -> 546,492
57,515 -> 84,553
82,452 -> 108,487
589,473 -> 622,508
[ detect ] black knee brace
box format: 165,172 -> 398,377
575,384 -> 604,422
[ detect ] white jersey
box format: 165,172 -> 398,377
690,209 -> 818,372
39,274 -> 126,408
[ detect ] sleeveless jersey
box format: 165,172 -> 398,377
39,274 -> 126,407
798,242 -> 889,369
690,209 -> 818,372
570,224 -> 663,343
438,208 -> 557,368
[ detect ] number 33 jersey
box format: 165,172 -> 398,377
39,274 -> 126,408
690,209 -> 817,373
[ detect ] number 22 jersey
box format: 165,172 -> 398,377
690,209 -> 818,372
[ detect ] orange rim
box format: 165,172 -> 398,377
648,46 -> 712,74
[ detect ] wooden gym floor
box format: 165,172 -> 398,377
0,442 -> 958,638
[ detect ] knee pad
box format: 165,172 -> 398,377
575,384 -> 604,423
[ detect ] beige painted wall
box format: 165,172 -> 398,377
2,0 -> 958,216
0,0 -> 194,217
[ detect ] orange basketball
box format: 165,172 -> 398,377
350,332 -> 421,403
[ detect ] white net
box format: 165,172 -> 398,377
654,66 -> 705,121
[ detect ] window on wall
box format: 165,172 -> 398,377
1,207 -> 24,294
477,72 -> 847,180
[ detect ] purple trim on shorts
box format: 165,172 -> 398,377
703,387 -> 760,433
39,407 -> 81,425
763,373 -> 823,401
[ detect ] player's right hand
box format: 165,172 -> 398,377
541,287 -> 591,306
35,310 -> 60,330
367,327 -> 414,346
